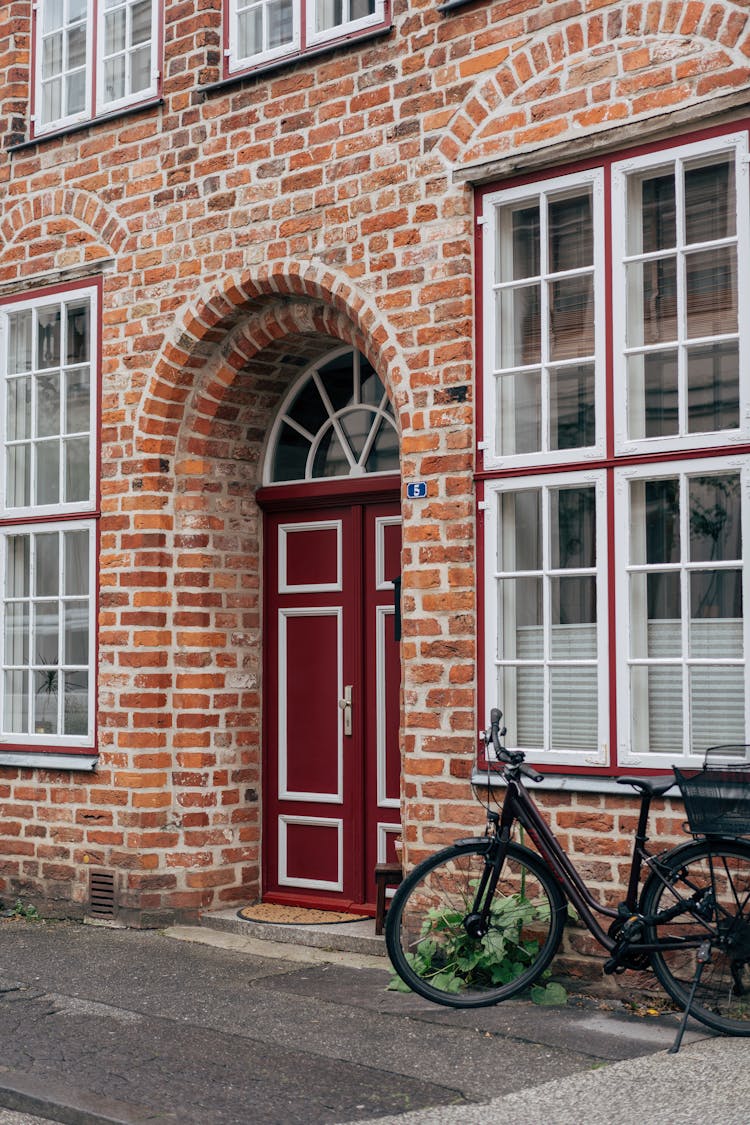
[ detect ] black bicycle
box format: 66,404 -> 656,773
386,708 -> 750,1042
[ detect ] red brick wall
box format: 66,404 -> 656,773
0,0 -> 748,926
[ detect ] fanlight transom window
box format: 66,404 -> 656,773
266,349 -> 399,483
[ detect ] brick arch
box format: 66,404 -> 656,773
0,189 -> 129,273
136,261 -> 406,457
178,297 -> 394,467
441,2 -> 750,168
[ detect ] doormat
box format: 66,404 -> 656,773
237,903 -> 369,925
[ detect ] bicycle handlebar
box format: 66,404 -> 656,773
487,708 -> 544,783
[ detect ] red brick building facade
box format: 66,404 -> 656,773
1,2 -> 749,974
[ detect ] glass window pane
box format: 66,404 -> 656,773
8,311 -> 32,373
131,44 -> 151,92
269,0 -> 294,47
631,665 -> 683,754
64,600 -> 89,664
105,9 -> 126,53
66,69 -> 86,115
627,257 -> 677,346
500,577 -> 542,659
36,374 -> 61,438
549,275 -> 594,360
499,665 -> 543,749
104,54 -> 123,100
238,8 -> 263,57
685,246 -> 737,338
687,342 -> 739,434
550,487 -> 596,569
34,666 -> 59,735
34,602 -> 59,665
37,307 -> 61,369
273,421 -> 309,482
3,670 -> 29,734
42,78 -> 62,125
627,351 -> 679,440
65,366 -> 90,433
42,0 -> 64,34
689,474 -> 740,563
500,490 -> 541,572
550,364 -> 595,450
550,577 -> 597,657
690,570 -> 742,657
548,192 -> 592,271
550,667 -> 597,750
6,377 -> 31,441
498,285 -> 541,367
363,418 -> 399,474
629,479 -> 680,566
64,529 -> 90,596
312,426 -> 349,477
6,536 -> 30,598
36,440 -> 61,505
497,370 -> 540,456
630,571 -> 682,658
42,32 -> 64,78
691,666 -> 745,752
64,437 -> 89,503
4,604 -> 30,665
497,204 -> 540,282
35,533 -> 59,597
685,159 -> 735,244
6,446 -> 30,508
316,0 -> 343,31
67,23 -> 87,69
132,1 -> 153,45
637,171 -> 676,254
63,669 -> 88,735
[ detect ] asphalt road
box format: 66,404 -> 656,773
0,918 -> 741,1124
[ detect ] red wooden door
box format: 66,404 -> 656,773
264,499 -> 401,908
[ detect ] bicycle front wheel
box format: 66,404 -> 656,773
642,838 -> 750,1035
385,840 -> 567,1008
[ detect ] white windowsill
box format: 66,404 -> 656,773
0,751 -> 98,772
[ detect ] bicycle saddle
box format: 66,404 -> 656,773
617,776 -> 676,797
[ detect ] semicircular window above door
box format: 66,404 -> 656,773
266,349 -> 399,483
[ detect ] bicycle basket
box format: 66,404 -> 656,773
674,746 -> 750,836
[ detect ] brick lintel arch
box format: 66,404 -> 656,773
0,188 -> 128,257
439,1 -> 750,169
136,262 -> 407,458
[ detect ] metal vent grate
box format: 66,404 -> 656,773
89,871 -> 116,917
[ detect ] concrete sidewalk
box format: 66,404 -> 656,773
0,916 -> 744,1124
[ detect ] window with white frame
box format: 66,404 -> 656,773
33,0 -> 159,136
616,460 -> 748,767
481,127 -> 750,769
0,286 -> 98,749
485,473 -> 609,768
482,170 -> 605,470
613,135 -> 749,454
227,0 -> 387,73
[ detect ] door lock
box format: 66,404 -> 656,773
338,685 -> 353,736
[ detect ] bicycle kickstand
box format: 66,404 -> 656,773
668,940 -> 712,1055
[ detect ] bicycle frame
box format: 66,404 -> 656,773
489,773 -> 703,958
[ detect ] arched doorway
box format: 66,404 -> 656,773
258,347 -> 402,909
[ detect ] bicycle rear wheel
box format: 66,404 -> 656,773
385,839 -> 567,1008
642,838 -> 750,1035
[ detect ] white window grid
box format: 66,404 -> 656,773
612,133 -> 750,456
227,0 -> 385,73
0,518 -> 96,748
0,286 -> 98,520
483,470 -> 609,769
615,456 -> 750,768
34,0 -> 158,135
481,168 -> 606,471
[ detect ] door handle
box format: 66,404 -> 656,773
338,685 -> 353,736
